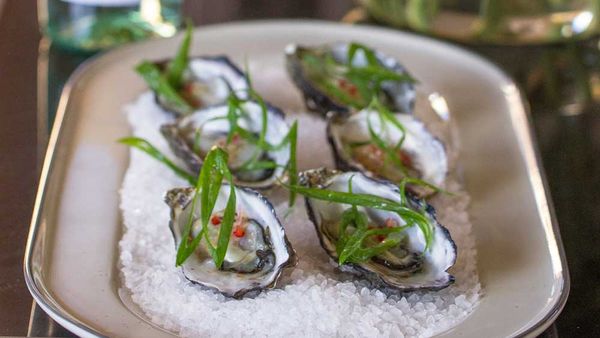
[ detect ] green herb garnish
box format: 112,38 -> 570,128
118,137 -> 196,185
333,177 -> 407,264
283,175 -> 434,265
354,98 -> 450,197
301,42 -> 416,110
166,22 -> 193,89
135,22 -> 194,114
365,97 -> 409,176
135,61 -> 193,114
192,76 -> 299,205
176,147 -> 237,268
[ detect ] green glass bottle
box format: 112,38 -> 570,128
39,0 -> 182,53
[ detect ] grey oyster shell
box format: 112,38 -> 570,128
154,56 -> 248,116
285,42 -> 415,117
166,186 -> 296,298
301,168 -> 456,291
326,108 -> 448,196
160,101 -> 290,189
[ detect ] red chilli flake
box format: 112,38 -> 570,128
385,218 -> 398,228
348,85 -> 358,97
211,215 -> 221,226
233,227 -> 245,238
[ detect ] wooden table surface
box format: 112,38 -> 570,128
1,1 -> 599,337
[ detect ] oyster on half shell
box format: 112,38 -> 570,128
160,101 -> 290,189
154,56 -> 248,116
327,108 -> 448,196
285,42 -> 415,117
166,186 -> 296,298
301,169 -> 456,291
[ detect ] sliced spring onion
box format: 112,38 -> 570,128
135,61 -> 193,115
283,182 -> 434,251
175,148 -> 237,268
166,22 -> 192,89
118,137 -> 196,185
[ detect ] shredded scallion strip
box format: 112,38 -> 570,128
175,147 -> 237,268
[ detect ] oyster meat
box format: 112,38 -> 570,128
327,108 -> 447,195
301,169 -> 456,291
161,101 -> 290,188
285,42 -> 415,116
166,186 -> 296,298
154,56 -> 248,116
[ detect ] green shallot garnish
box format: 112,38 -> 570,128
334,177 -> 407,264
166,22 -> 193,89
135,61 -> 193,115
354,98 -> 449,196
301,42 -> 416,110
135,22 -> 194,114
283,176 -> 435,265
176,147 -> 237,268
118,137 -> 196,185
364,97 -> 408,176
190,77 -> 299,205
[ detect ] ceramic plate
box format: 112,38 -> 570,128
24,20 -> 568,337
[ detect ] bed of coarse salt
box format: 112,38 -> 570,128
119,91 -> 481,338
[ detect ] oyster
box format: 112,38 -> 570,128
166,186 -> 296,298
327,108 -> 447,196
301,169 -> 456,291
285,42 -> 415,116
154,56 -> 248,116
161,101 -> 290,188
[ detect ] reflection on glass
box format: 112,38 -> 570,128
38,0 -> 182,53
358,0 -> 600,44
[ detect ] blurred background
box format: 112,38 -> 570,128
1,0 -> 599,336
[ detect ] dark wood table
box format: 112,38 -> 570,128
1,1 -> 598,337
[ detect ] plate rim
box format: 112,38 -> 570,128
23,19 -> 570,338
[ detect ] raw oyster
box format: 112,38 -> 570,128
327,108 -> 447,196
166,186 -> 296,298
154,56 -> 248,116
301,169 -> 456,291
161,101 -> 290,188
285,42 -> 415,116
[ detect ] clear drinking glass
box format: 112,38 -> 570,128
38,0 -> 183,52
358,0 -> 600,44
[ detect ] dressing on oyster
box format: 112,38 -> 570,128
285,42 -> 415,116
301,169 -> 456,291
160,101 -> 290,189
327,108 -> 448,196
153,56 -> 249,116
166,186 -> 296,298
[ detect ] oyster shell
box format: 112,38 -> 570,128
327,108 -> 448,196
161,101 -> 290,189
166,186 -> 296,298
154,56 -> 248,116
301,169 -> 456,291
285,42 -> 415,116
